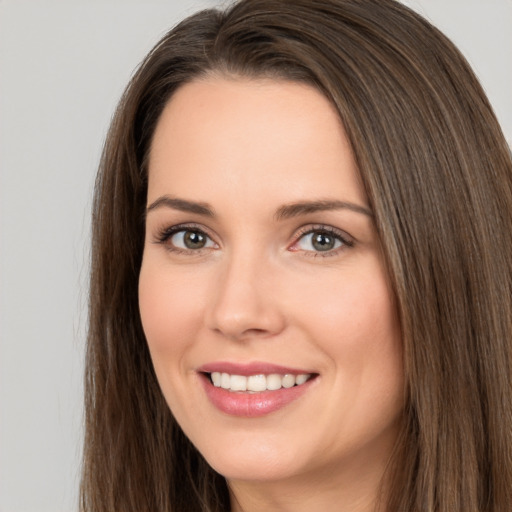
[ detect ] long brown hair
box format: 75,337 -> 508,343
81,1 -> 512,510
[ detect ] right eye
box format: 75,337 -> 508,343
156,226 -> 217,252
173,229 -> 214,249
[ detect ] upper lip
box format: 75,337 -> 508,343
197,361 -> 315,376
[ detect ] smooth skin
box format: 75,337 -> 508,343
139,76 -> 404,512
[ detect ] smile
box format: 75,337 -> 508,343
209,372 -> 312,392
198,365 -> 318,417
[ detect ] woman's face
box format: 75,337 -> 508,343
139,77 -> 403,489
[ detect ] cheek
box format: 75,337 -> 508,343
315,274 -> 403,433
138,261 -> 203,364
293,259 -> 403,409
295,263 -> 399,353
138,259 -> 211,422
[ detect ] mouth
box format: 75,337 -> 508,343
197,366 -> 318,417
205,371 -> 314,393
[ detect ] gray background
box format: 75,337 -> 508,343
0,1 -> 510,511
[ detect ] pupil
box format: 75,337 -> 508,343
184,231 -> 206,249
312,232 -> 334,251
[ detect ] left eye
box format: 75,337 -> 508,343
295,230 -> 345,252
170,229 -> 216,250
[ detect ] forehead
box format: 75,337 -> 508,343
147,76 -> 367,210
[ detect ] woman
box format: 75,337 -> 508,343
81,0 -> 512,511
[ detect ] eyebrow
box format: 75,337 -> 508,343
145,196 -> 215,217
145,195 -> 373,220
274,199 -> 373,220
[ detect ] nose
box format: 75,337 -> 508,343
205,251 -> 286,341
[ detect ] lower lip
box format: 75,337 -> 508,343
200,374 -> 316,417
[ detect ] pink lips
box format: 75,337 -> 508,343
198,362 -> 316,418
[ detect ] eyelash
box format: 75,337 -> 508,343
153,223 -> 216,256
291,225 -> 354,257
152,223 -> 354,257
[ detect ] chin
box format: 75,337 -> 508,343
197,434 -> 308,482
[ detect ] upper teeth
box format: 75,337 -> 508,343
210,372 -> 310,392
